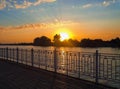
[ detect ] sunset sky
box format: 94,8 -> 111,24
0,0 -> 120,43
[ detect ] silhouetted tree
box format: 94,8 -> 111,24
68,39 -> 79,47
80,38 -> 92,47
33,37 -> 41,46
33,36 -> 51,46
80,38 -> 104,47
53,34 -> 61,46
92,39 -> 103,47
80,37 -> 120,47
110,37 -> 120,47
33,35 -> 120,48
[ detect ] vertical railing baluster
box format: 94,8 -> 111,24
26,49 -> 27,65
107,59 -> 108,79
90,55 -> 92,77
103,57 -> 105,79
71,54 -> 73,72
83,55 -> 85,74
54,48 -> 57,73
66,52 -> 68,75
31,48 -> 34,66
6,47 -> 8,60
110,59 -> 112,79
3,48 -> 4,59
4,48 -> 5,59
10,48 -> 11,60
118,55 -> 120,81
73,54 -> 75,73
12,48 -> 13,61
68,53 -> 70,73
13,48 -> 14,61
1,48 -> 2,58
88,56 -> 90,76
0,48 -> 2,58
16,48 -> 19,63
95,50 -> 99,83
75,54 -> 77,73
3,48 -> 5,59
70,53 -> 71,73
115,59 -> 117,80
21,49 -> 22,63
78,52 -> 80,78
98,54 -> 101,79
38,50 -> 40,68
45,50 -> 47,70
2,48 -> 4,58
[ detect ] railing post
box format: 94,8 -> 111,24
13,48 -> 14,61
31,48 -> 34,66
78,52 -> 80,78
45,50 -> 47,70
4,48 -> 5,59
21,49 -> 23,63
54,48 -> 57,73
16,48 -> 19,63
0,48 -> 2,58
1,48 -> 3,58
9,48 -> 11,60
66,52 -> 68,75
6,47 -> 8,60
25,49 -> 27,65
38,50 -> 40,68
95,50 -> 99,83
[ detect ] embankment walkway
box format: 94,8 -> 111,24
0,59 -> 117,89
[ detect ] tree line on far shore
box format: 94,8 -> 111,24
0,35 -> 119,48
33,34 -> 120,48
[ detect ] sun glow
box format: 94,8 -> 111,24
60,32 -> 69,41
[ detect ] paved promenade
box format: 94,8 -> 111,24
0,59 -> 117,89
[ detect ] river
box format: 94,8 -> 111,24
0,45 -> 120,54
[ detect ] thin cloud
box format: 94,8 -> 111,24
102,0 -> 116,7
0,0 -> 6,10
0,20 -> 79,31
15,1 -> 33,9
82,0 -> 117,9
0,23 -> 47,30
0,0 -> 56,10
82,4 -> 92,8
33,0 -> 56,6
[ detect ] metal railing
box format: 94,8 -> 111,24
0,47 -> 120,88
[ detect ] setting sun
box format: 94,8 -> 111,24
60,32 -> 69,41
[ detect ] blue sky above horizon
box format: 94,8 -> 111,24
0,0 -> 120,43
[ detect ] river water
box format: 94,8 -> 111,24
0,45 -> 120,54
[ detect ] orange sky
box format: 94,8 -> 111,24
0,20 -> 120,43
